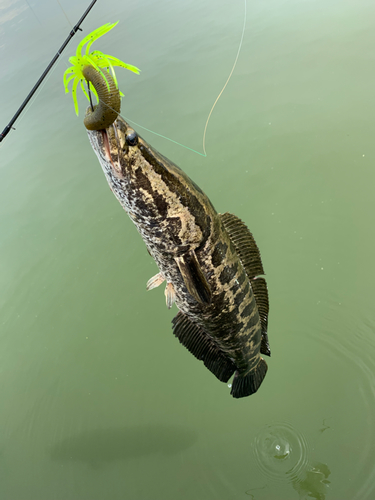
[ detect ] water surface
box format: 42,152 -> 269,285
1,0 -> 375,498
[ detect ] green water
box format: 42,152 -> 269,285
1,0 -> 375,498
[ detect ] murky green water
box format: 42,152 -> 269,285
1,0 -> 375,498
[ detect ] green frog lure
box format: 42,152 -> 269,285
63,22 -> 140,129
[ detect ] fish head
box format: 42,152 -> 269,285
85,110 -> 217,251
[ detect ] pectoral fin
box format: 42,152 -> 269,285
146,272 -> 165,291
175,250 -> 212,304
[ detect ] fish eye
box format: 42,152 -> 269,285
126,130 -> 138,146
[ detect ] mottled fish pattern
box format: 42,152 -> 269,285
86,113 -> 270,398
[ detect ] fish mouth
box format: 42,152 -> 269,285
84,107 -> 114,160
86,112 -> 130,178
84,105 -> 116,165
97,121 -> 125,178
100,127 -> 120,174
101,129 -> 112,163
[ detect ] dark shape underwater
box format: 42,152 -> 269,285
49,424 -> 197,468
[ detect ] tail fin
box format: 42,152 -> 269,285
230,358 -> 268,398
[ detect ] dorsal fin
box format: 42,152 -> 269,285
220,212 -> 270,357
220,212 -> 264,278
251,277 -> 270,356
172,311 -> 236,382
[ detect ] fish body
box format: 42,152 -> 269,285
86,113 -> 270,398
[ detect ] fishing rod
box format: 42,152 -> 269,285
0,0 -> 99,143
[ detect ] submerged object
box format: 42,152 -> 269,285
82,72 -> 270,399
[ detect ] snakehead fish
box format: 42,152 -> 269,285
83,70 -> 270,398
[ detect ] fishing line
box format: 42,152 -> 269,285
56,0 -> 74,29
87,82 -> 95,112
9,54 -> 63,133
24,0 -> 43,26
120,114 -> 208,157
201,0 -> 247,156
122,0 -> 247,157
1,0 -> 246,155
72,0 -> 247,157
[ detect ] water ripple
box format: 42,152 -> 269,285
253,422 -> 309,483
319,305 -> 375,500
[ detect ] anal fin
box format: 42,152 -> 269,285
165,282 -> 176,309
230,358 -> 268,398
172,311 -> 236,383
175,250 -> 212,304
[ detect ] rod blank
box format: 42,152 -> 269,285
0,0 -> 98,143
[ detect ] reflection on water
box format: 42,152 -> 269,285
245,462 -> 331,500
253,422 -> 330,499
292,462 -> 331,500
50,424 -> 197,468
